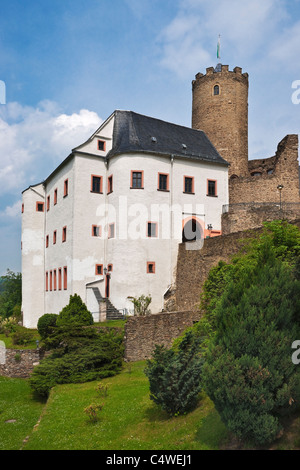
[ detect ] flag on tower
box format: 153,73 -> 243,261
217,35 -> 221,59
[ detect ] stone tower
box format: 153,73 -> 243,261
192,64 -> 249,177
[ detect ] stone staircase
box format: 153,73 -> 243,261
91,287 -> 124,321
105,298 -> 124,320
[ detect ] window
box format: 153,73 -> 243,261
58,268 -> 62,290
131,171 -> 144,189
214,85 -> 220,95
91,175 -> 103,193
147,262 -> 156,274
54,188 -> 58,205
36,202 -> 44,212
107,264 -> 113,272
50,271 -> 53,291
108,223 -> 115,239
95,264 -> 103,275
158,173 -> 169,191
62,226 -> 67,243
98,140 -> 106,151
64,179 -> 68,197
63,266 -> 67,290
22,203 -> 24,213
107,175 -> 113,194
184,176 -> 194,194
46,235 -> 49,248
207,180 -> 217,197
47,195 -> 50,211
53,230 -> 57,244
45,272 -> 48,292
53,269 -> 57,291
147,222 -> 158,238
92,225 -> 101,237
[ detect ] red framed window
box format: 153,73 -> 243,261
63,266 -> 67,290
207,179 -> 217,197
36,201 -> 44,212
108,223 -> 115,239
54,188 -> 58,205
46,235 -> 49,248
147,222 -> 158,238
64,179 -> 68,197
107,264 -> 113,272
62,226 -> 67,243
58,268 -> 62,290
22,203 -> 24,213
147,262 -> 156,274
91,175 -> 103,193
50,271 -> 53,291
47,195 -> 50,211
158,173 -> 169,191
95,264 -> 103,275
45,272 -> 48,292
107,175 -> 113,194
98,140 -> 106,151
53,269 -> 57,291
183,176 -> 194,194
131,171 -> 144,189
53,230 -> 57,244
92,225 -> 101,237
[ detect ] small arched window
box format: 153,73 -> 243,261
213,85 -> 220,96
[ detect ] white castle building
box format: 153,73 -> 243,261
21,110 -> 229,328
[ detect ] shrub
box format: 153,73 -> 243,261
144,331 -> 203,416
128,295 -> 152,316
12,329 -> 35,346
30,326 -> 124,397
84,403 -> 103,422
56,294 -> 94,327
37,314 -> 58,339
202,257 -> 300,445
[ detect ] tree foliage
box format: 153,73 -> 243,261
0,270 -> 22,319
56,294 -> 94,327
30,325 -> 124,397
202,253 -> 300,445
144,331 -> 203,416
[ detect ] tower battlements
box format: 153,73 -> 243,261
192,64 -> 249,177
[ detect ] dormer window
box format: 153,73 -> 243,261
214,85 -> 220,96
98,140 -> 106,151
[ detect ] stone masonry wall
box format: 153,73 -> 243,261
229,135 -> 300,205
222,204 -> 300,235
124,311 -> 201,362
0,348 -> 47,379
175,219 -> 300,312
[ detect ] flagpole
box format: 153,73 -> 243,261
217,34 -> 221,60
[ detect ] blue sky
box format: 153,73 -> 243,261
0,0 -> 300,275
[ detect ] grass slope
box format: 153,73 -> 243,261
23,361 -> 228,450
0,376 -> 45,450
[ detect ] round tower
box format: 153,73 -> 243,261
192,64 -> 249,177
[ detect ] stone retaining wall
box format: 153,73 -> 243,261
0,348 -> 47,379
124,310 -> 201,362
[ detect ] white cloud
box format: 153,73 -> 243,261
0,101 -> 102,196
0,200 -> 22,219
158,0 -> 288,78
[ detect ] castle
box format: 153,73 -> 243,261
21,63 -> 300,328
192,63 -> 300,234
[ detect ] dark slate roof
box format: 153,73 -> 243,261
107,110 -> 229,166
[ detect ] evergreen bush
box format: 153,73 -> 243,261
144,331 -> 203,416
56,294 -> 94,327
37,313 -> 58,339
30,326 -> 124,397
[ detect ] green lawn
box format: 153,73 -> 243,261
0,376 -> 45,450
22,361 -> 229,450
